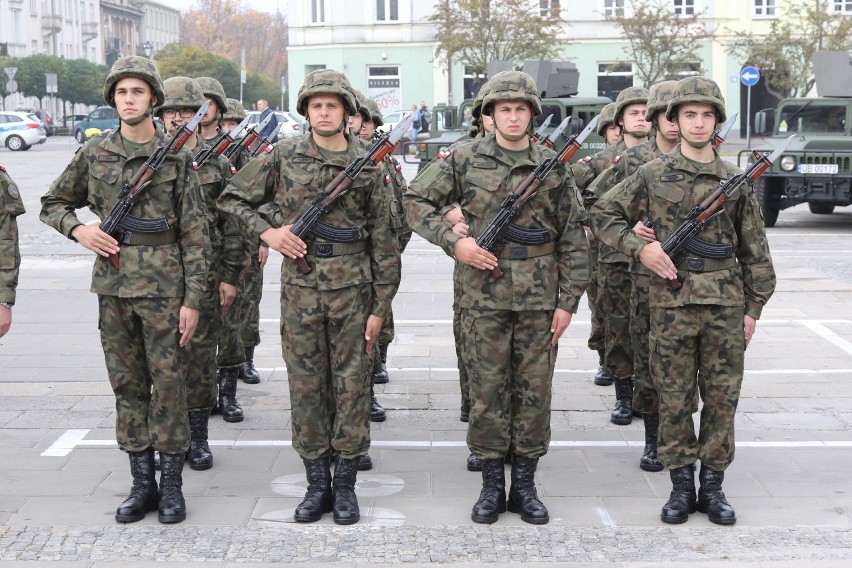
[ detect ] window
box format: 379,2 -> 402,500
376,0 -> 398,21
604,0 -> 624,17
673,0 -> 694,15
539,0 -> 560,17
310,0 -> 324,23
834,0 -> 852,13
754,0 -> 776,17
463,65 -> 487,101
597,62 -> 634,101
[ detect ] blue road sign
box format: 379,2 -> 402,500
740,66 -> 760,87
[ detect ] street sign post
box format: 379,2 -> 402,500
5,80 -> 17,94
741,66 -> 761,149
4,67 -> 17,81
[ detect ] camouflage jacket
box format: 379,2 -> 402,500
39,127 -> 210,309
0,164 -> 25,305
588,137 -> 661,266
217,132 -> 400,319
404,133 -> 590,313
591,144 -> 776,318
382,153 -> 412,252
194,135 -> 246,287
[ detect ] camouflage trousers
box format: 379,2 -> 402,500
586,232 -> 605,351
650,304 -> 745,471
217,280 -> 246,369
461,307 -> 555,460
378,307 -> 395,347
240,251 -> 264,349
453,269 -> 470,419
98,295 -> 189,454
281,283 -> 372,461
599,260 -> 633,379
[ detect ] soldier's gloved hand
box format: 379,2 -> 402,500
632,221 -> 656,243
452,237 -> 497,271
219,282 -> 237,314
549,308 -> 572,346
258,244 -> 269,269
178,306 -> 200,347
744,315 -> 757,349
260,225 -> 306,260
71,223 -> 120,258
0,305 -> 11,338
638,241 -> 677,280
364,314 -> 385,354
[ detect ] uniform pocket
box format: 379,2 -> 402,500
651,184 -> 685,203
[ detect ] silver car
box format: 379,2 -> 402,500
0,111 -> 47,151
245,110 -> 305,139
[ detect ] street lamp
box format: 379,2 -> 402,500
142,42 -> 152,59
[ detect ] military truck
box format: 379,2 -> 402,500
403,61 -> 611,171
752,52 -> 852,226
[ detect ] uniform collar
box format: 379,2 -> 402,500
473,132 -> 543,168
666,144 -> 728,178
296,132 -> 361,166
99,124 -> 164,159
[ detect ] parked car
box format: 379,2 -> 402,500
245,110 -> 304,139
74,106 -> 119,143
380,110 -> 411,135
0,111 -> 47,151
61,113 -> 89,128
17,108 -> 56,136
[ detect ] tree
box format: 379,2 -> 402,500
608,0 -> 713,87
11,54 -> 64,103
726,0 -> 852,98
59,59 -> 109,108
428,0 -> 564,85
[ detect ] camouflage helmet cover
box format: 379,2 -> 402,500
155,76 -> 206,115
296,69 -> 358,117
195,76 -> 228,116
223,98 -> 246,121
613,86 -> 650,124
665,76 -> 727,123
596,102 -> 618,135
645,80 -> 679,122
103,55 -> 166,109
364,98 -> 384,126
348,88 -> 372,122
471,79 -> 492,120
482,70 -> 542,116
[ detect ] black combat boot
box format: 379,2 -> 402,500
467,453 -> 482,472
640,413 -> 664,472
186,409 -> 213,471
661,465 -> 697,524
241,346 -> 260,384
115,449 -> 159,523
507,456 -> 549,524
372,343 -> 389,384
369,382 -> 386,422
158,452 -> 187,523
471,458 -> 506,524
294,456 -> 333,522
217,367 -> 244,423
332,455 -> 361,525
594,349 -> 613,386
358,453 -> 373,471
610,377 -> 634,425
697,465 -> 737,525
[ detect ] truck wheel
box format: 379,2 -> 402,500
754,178 -> 780,227
808,202 -> 835,215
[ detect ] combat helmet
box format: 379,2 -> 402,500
482,70 -> 542,117
195,76 -> 228,118
155,76 -> 205,116
613,86 -> 649,125
296,69 -> 357,117
644,80 -> 679,122
349,88 -> 372,122
596,102 -> 617,136
469,79 -> 492,137
365,98 -> 384,127
665,76 -> 726,123
223,98 -> 246,122
103,55 -> 165,109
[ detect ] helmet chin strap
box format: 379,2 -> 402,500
312,115 -> 347,138
122,105 -> 152,126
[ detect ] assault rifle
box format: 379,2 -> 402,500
537,116 -> 571,149
100,100 -> 210,270
222,113 -> 274,161
193,115 -> 251,167
287,114 -> 415,274
658,134 -> 794,289
248,114 -> 280,157
530,114 -> 553,144
476,114 -> 600,279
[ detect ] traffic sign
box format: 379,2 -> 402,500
4,67 -> 17,80
740,66 -> 760,87
5,80 -> 17,93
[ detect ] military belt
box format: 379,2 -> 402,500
678,256 -> 738,273
121,228 -> 178,246
495,241 -> 556,260
308,241 -> 366,258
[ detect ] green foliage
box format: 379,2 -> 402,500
726,0 -> 852,98
0,54 -> 107,106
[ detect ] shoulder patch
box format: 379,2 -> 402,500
438,147 -> 451,159
97,155 -> 120,162
660,174 -> 685,182
612,156 -> 621,164
0,163 -> 5,172
6,183 -> 19,199
579,156 -> 592,163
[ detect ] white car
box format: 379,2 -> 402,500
245,110 -> 305,139
0,111 -> 47,151
380,110 -> 411,135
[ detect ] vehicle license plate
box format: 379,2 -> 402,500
797,164 -> 839,174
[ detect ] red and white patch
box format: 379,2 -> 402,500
578,156 -> 592,163
0,164 -> 6,172
612,156 -> 621,164
385,174 -> 392,185
438,147 -> 451,159
230,165 -> 237,175
191,161 -> 200,171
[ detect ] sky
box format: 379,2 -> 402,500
166,0 -> 284,13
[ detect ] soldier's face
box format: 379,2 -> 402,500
222,119 -> 239,131
604,123 -> 621,146
655,111 -> 680,144
360,121 -> 376,139
675,103 -> 717,148
203,97 -> 219,123
307,94 -> 346,136
491,101 -> 532,140
347,112 -> 364,135
618,103 -> 650,138
113,78 -> 155,123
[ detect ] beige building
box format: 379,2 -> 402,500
101,0 -> 178,66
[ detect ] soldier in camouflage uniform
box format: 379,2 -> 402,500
587,87 -> 650,426
218,69 -> 400,525
0,163 -> 24,338
196,76 -> 229,143
598,101 -> 622,147
404,71 -> 590,525
155,77 -> 246,472
591,77 -> 776,526
40,56 -> 210,524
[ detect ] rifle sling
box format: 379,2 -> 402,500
495,241 -> 555,260
307,241 -> 366,258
